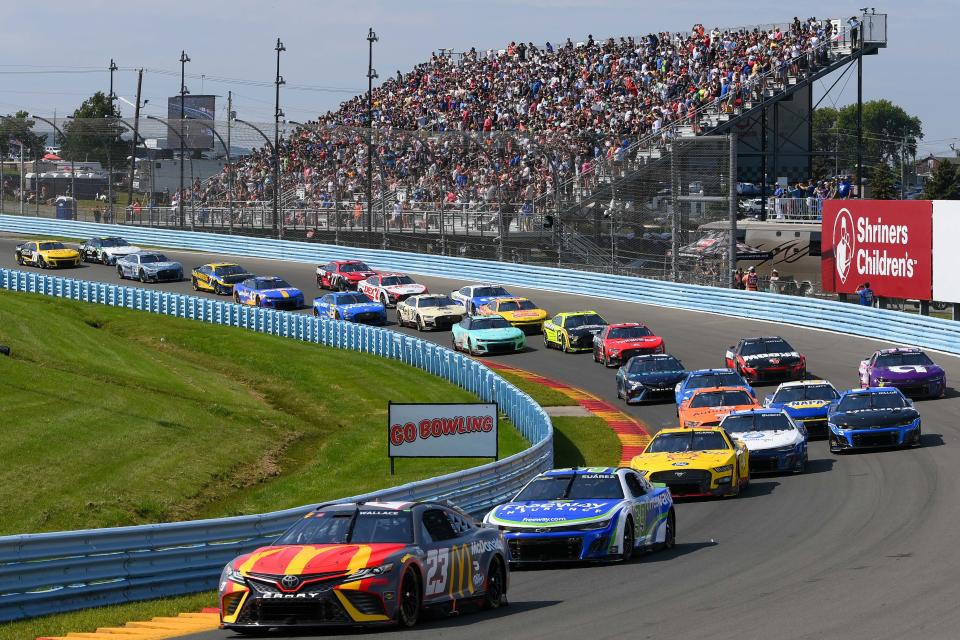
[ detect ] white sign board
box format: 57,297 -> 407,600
932,200 -> 960,303
388,402 -> 498,459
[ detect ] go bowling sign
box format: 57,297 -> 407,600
821,200 -> 932,300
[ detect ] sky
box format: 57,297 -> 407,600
1,0 -> 956,156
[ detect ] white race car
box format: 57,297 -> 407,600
720,408 -> 807,474
78,236 -> 142,265
357,272 -> 427,307
396,293 -> 464,331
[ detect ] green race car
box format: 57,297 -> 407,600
451,314 -> 526,355
543,311 -> 608,353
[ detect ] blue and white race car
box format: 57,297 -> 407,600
827,387 -> 922,453
450,283 -> 514,314
763,379 -> 840,439
675,368 -> 755,408
232,276 -> 304,310
484,467 -> 675,564
116,251 -> 183,283
721,409 -> 808,474
312,291 -> 387,325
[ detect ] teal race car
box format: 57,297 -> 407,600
451,314 -> 525,355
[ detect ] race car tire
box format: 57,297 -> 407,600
316,274 -> 324,288
616,384 -> 624,400
396,568 -> 422,628
794,452 -> 808,473
254,295 -> 262,308
468,339 -> 479,356
233,292 -> 241,304
191,277 -> 199,291
381,293 -> 389,308
726,468 -> 742,498
214,283 -> 225,296
16,254 -> 24,266
482,556 -> 507,609
139,269 -> 148,283
828,433 -> 843,455
604,352 -> 613,367
621,517 -> 635,562
117,266 -> 124,279
661,509 -> 677,551
543,333 -> 551,349
451,335 -> 459,352
911,425 -> 923,448
561,336 -> 570,353
38,257 -> 47,269
416,315 -> 425,332
336,279 -> 347,292
593,348 -> 600,363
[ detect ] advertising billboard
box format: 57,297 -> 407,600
932,200 -> 960,303
166,95 -> 216,150
821,200 -> 933,300
388,402 -> 498,459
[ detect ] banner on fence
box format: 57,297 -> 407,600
932,200 -> 960,303
388,402 -> 498,463
820,200 -> 933,300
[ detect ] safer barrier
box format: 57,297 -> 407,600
0,268 -> 552,622
2,215 -> 957,353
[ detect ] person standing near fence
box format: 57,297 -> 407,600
857,282 -> 875,307
744,266 -> 759,291
734,267 -> 745,290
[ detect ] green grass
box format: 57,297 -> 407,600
493,369 -> 578,406
0,591 -> 216,640
0,289 -> 526,534
551,416 -> 622,468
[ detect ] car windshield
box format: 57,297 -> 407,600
273,509 -> 413,545
338,293 -> 370,305
689,390 -> 753,408
686,372 -> 744,390
471,317 -> 512,330
628,356 -> 683,373
381,275 -> 414,286
514,474 -> 623,500
772,384 -> 838,404
875,352 -> 934,368
645,431 -> 730,453
418,296 -> 455,308
609,326 -> 653,339
497,299 -> 538,312
214,265 -> 247,276
837,392 -> 907,411
99,237 -> 129,247
38,242 -> 66,250
474,286 -> 510,297
723,413 -> 795,433
339,262 -> 371,273
139,254 -> 167,264
740,338 -> 794,356
565,314 -> 606,328
256,278 -> 291,290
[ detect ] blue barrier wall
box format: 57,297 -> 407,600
2,214 -> 956,353
0,268 -> 552,622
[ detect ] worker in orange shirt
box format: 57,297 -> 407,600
744,266 -> 759,291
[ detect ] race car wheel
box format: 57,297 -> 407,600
397,568 -> 421,628
726,469 -> 741,498
254,295 -> 262,307
215,283 -> 226,296
316,274 -> 324,288
483,556 -> 507,609
233,292 -> 241,304
603,352 -> 612,367
336,279 -> 347,292
117,266 -> 124,279
16,254 -> 24,266
828,434 -> 843,455
621,518 -> 635,562
139,269 -> 148,283
911,425 -> 923,448
468,339 -> 478,356
191,277 -> 199,291
662,509 -> 677,550
451,335 -> 459,352
38,257 -> 47,269
794,452 -> 808,473
381,293 -> 389,307
416,315 -> 425,332
561,336 -> 570,353
543,333 -> 551,349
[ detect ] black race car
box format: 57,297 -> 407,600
724,336 -> 806,384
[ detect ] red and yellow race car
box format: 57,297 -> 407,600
219,501 -> 508,633
678,386 -> 761,428
592,322 -> 665,367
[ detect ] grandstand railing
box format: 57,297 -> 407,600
0,266 -> 552,622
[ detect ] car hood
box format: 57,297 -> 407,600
741,352 -> 802,367
467,327 -> 523,340
217,273 -> 252,284
259,287 -> 302,299
500,309 -> 547,321
234,543 -> 407,576
101,245 -> 140,256
338,302 -> 384,313
627,370 -> 688,386
567,325 -> 605,336
681,404 -> 756,423
343,271 -> 377,280
774,399 -> 832,419
632,450 -> 735,471
385,284 -> 427,295
486,499 -> 621,527
733,430 -> 804,451
830,408 -> 920,429
606,336 -> 663,349
871,365 -> 944,381
419,305 -> 464,318
39,248 -> 79,258
139,261 -> 181,270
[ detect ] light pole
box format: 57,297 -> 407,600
274,37 -> 286,240
108,59 -> 118,220
31,115 -> 75,219
179,50 -> 190,227
366,27 -> 378,248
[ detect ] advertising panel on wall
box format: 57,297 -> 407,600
821,200 -> 933,300
932,200 -> 960,303
388,402 -> 498,465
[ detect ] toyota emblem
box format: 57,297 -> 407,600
280,575 -> 300,589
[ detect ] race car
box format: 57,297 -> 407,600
233,276 -> 304,310
116,251 -> 183,283
219,501 -> 508,633
675,368 -> 755,407
542,311 -> 608,353
451,315 -> 525,355
14,240 -> 81,269
450,284 -> 514,314
477,297 -> 548,334
763,379 -> 840,439
720,409 -> 807,474
357,273 -> 427,307
396,294 -> 464,331
858,347 -> 946,399
592,322 -> 664,367
827,387 -> 922,453
313,291 -> 387,325
78,236 -> 141,265
191,263 -> 254,295
616,354 -> 688,404
316,260 -> 377,291
724,336 -> 806,383
630,427 -> 750,498
483,467 -> 675,564
678,386 -> 761,428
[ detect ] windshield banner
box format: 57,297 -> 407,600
389,402 -> 498,459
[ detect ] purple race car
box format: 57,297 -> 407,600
858,347 -> 947,399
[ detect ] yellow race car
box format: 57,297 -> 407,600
478,297 -> 548,333
542,310 -> 608,352
191,263 -> 254,295
15,240 -> 81,269
630,427 -> 750,498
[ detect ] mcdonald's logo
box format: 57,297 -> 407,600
447,544 -> 474,598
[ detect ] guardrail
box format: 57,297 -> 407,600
2,215 -> 957,352
0,268 -> 552,622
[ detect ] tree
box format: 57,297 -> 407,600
0,111 -> 46,159
923,160 -> 960,200
59,92 -> 128,170
869,162 -> 897,199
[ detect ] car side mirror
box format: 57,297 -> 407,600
827,401 -> 837,413
907,399 -> 915,407
763,395 -> 772,406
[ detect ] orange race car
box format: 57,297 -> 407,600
677,386 -> 760,428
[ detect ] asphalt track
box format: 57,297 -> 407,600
3,235 -> 960,640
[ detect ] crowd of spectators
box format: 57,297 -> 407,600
195,18 -> 838,217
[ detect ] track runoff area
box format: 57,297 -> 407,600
4,235 -> 960,640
